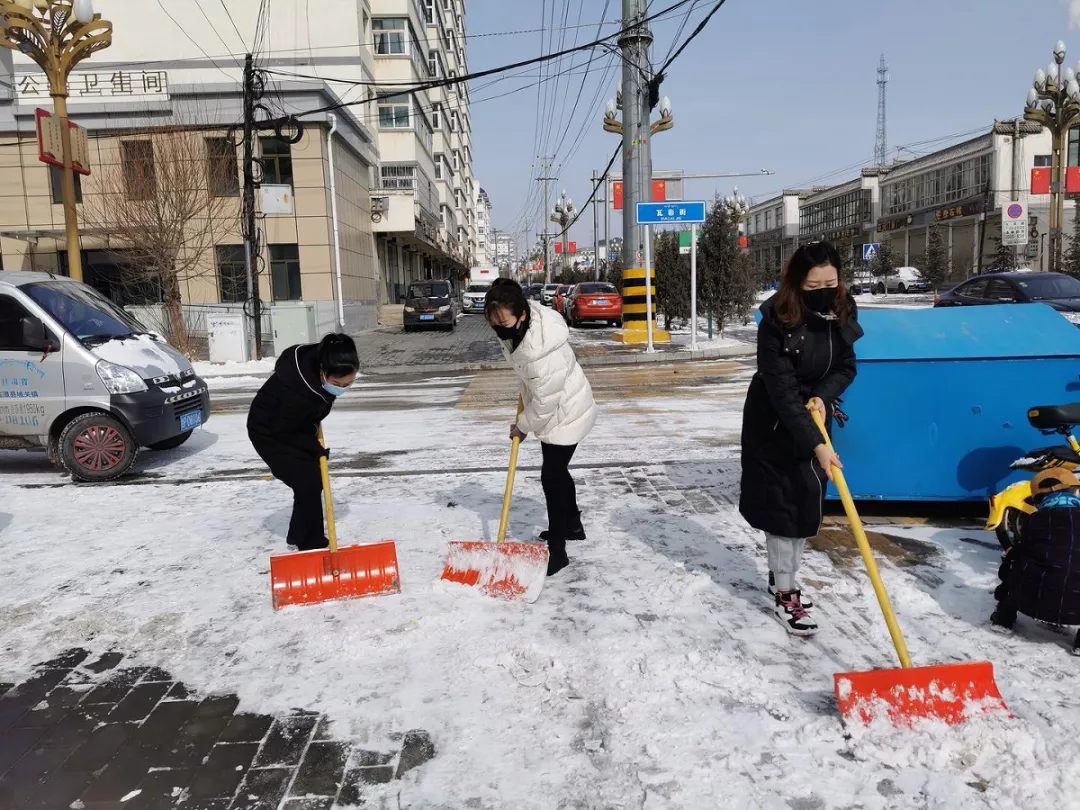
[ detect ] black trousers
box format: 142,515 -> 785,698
541,442 -> 579,540
251,433 -> 325,549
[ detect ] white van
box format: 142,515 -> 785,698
0,272 -> 210,482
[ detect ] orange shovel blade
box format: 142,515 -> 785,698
834,661 -> 1009,727
440,541 -> 549,603
270,541 -> 401,610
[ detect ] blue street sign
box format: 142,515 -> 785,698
863,243 -> 880,262
635,200 -> 707,225
609,251 -> 617,262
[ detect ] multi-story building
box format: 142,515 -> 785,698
745,189 -> 817,278
475,187 -> 492,267
494,233 -> 516,268
0,0 -> 480,342
797,170 -> 884,270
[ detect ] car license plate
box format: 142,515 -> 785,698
594,298 -> 607,305
179,411 -> 202,432
473,301 -> 484,308
420,314 -> 435,321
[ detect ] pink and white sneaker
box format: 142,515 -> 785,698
768,571 -> 813,609
774,589 -> 818,637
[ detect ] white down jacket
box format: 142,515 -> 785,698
503,302 -> 597,446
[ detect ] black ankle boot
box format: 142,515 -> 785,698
539,511 -> 585,542
546,537 -> 570,577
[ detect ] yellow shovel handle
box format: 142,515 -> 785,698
317,425 -> 338,555
497,397 -> 525,544
810,406 -> 912,669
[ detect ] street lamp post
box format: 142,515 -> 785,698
1024,40 -> 1080,275
0,0 -> 112,283
602,91 -> 673,344
551,190 -> 574,277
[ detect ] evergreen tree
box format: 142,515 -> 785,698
1063,207 -> 1080,278
869,242 -> 895,293
698,198 -> 758,333
987,236 -> 1016,273
654,230 -> 689,330
923,225 -> 949,290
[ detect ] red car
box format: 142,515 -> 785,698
553,284 -> 573,315
567,282 -> 622,328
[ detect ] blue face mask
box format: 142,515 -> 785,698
322,381 -> 350,397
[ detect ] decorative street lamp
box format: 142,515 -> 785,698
1024,39 -> 1080,275
0,0 -> 113,282
723,187 -> 749,221
602,91 -> 673,136
551,190 -> 574,274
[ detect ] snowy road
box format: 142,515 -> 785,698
1,360 -> 1078,809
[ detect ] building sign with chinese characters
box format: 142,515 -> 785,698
935,200 -> 983,222
877,217 -> 908,233
17,70 -> 170,105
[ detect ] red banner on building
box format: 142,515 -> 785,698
1067,166 -> 1080,194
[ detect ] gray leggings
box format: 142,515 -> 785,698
766,533 -> 806,591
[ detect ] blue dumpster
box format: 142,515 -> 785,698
828,304 -> 1080,501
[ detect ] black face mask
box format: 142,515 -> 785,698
803,287 -> 838,315
492,320 -> 522,341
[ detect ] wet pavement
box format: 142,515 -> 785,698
0,650 -> 434,810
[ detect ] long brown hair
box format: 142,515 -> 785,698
772,241 -> 853,328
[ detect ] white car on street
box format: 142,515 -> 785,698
541,283 -> 560,306
462,282 -> 491,315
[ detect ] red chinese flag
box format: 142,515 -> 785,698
1067,166 -> 1080,194
612,181 -> 623,210
568,242 -> 577,253
554,242 -> 562,254
1031,168 -> 1051,195
651,179 -> 666,202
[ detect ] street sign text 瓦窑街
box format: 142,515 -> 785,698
635,200 -> 707,225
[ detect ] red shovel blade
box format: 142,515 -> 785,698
441,541 -> 549,603
834,661 -> 1009,727
270,541 -> 401,610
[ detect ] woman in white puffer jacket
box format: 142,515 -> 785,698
485,278 -> 597,576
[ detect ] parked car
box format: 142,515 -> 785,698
934,271 -> 1080,325
553,284 -> 573,316
461,281 -> 491,315
0,271 -> 211,482
541,283 -> 561,306
524,284 -> 545,301
403,280 -> 457,331
867,266 -> 932,294
567,282 -> 622,328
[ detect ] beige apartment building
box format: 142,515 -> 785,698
0,0 -> 482,341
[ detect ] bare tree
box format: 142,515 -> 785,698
82,129 -> 240,356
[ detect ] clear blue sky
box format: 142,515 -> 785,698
467,0 -> 1076,253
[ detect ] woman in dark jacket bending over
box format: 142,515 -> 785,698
740,242 -> 863,636
248,334 -> 359,551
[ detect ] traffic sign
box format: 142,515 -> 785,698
862,243 -> 880,262
635,200 -> 707,225
1002,202 -> 1029,246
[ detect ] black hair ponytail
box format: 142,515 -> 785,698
318,333 -> 359,377
483,278 -> 528,322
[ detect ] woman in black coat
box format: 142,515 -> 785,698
740,241 -> 863,636
247,333 -> 359,551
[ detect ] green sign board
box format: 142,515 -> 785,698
677,228 -> 701,255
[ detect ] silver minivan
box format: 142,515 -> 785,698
0,271 -> 211,482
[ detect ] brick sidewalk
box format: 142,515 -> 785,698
0,650 -> 434,810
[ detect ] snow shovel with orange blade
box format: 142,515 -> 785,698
270,426 -> 401,610
440,398 -> 549,602
810,407 -> 1008,727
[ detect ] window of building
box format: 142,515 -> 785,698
799,188 -> 872,236
49,165 -> 82,205
765,210 -> 772,230
774,206 -> 783,227
122,140 -> 156,200
429,51 -> 443,79
431,104 -> 441,129
434,154 -> 443,180
216,244 -> 247,303
881,152 -> 992,216
415,108 -> 434,155
448,69 -> 457,95
373,18 -> 407,54
453,151 -> 460,171
424,0 -> 435,24
1035,154 -> 1052,167
270,244 -> 302,301
259,137 -> 293,186
378,93 -> 411,129
1069,127 -> 1080,167
380,164 -> 416,190
206,137 -> 240,197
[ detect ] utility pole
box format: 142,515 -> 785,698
603,177 -> 609,280
614,0 -> 669,343
538,156 -> 556,283
592,170 -> 600,280
242,53 -> 263,360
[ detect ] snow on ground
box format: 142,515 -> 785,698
193,357 -> 278,378
2,372 -> 1079,807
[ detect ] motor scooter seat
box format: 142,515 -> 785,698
1028,403 -> 1080,430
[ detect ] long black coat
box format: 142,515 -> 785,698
739,297 -> 863,539
247,344 -> 334,491
1000,506 -> 1080,625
